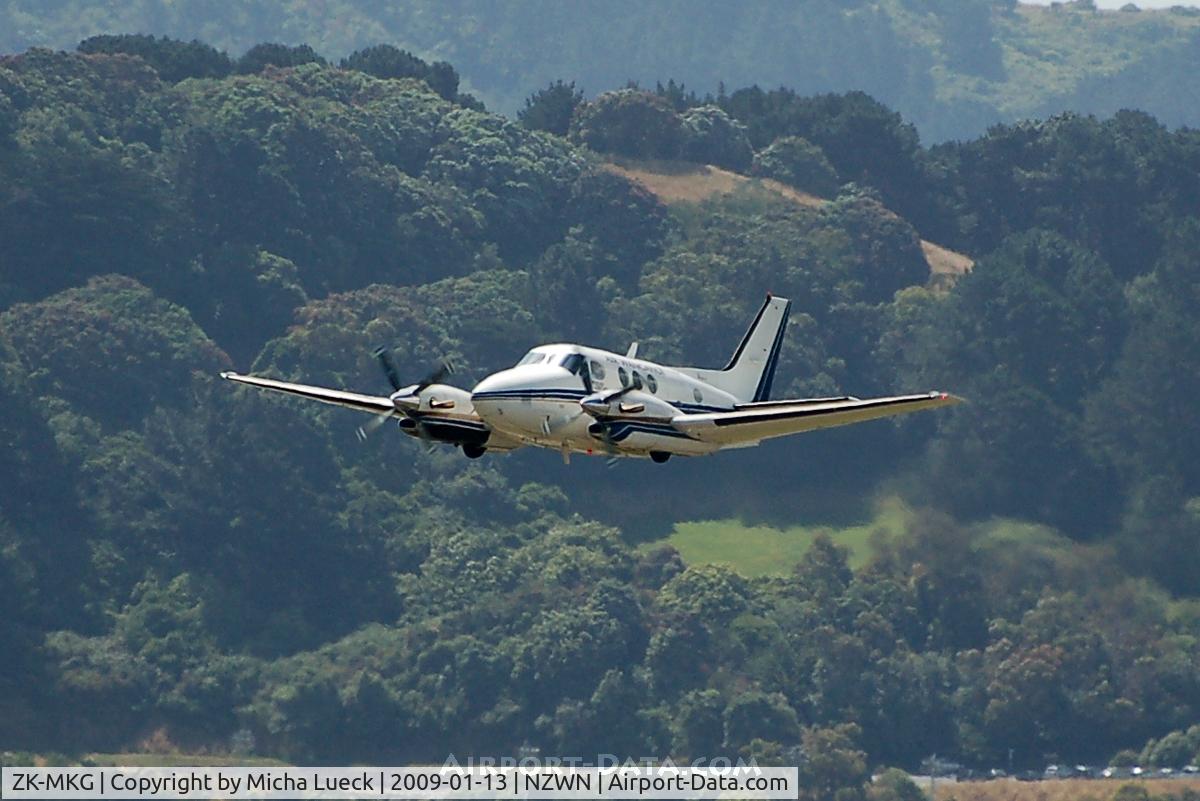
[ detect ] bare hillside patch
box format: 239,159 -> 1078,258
603,158 -> 972,286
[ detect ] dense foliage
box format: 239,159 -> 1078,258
2,37 -> 1200,780
5,1 -> 1200,141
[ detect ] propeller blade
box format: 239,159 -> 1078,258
374,345 -> 454,394
363,347 -> 454,447
356,409 -> 393,441
414,419 -> 437,453
587,419 -> 622,467
603,426 -> 621,468
581,383 -> 640,418
605,380 -> 640,401
541,408 -> 585,436
416,360 -> 455,391
373,346 -> 405,392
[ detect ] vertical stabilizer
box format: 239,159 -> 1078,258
687,295 -> 791,403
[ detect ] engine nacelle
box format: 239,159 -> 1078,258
579,390 -> 678,421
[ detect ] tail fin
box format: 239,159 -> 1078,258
689,295 -> 791,402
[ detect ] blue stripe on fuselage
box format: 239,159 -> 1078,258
603,421 -> 694,442
470,388 -> 727,415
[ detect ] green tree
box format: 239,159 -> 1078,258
723,691 -> 801,753
723,89 -> 931,223
752,136 -> 841,197
938,0 -> 1005,80
1111,749 -> 1140,767
792,533 -> 854,608
1143,728 -> 1200,767
235,43 -> 325,74
78,34 -> 232,82
0,275 -> 230,430
680,105 -> 753,170
342,44 -> 460,101
1088,222 -> 1200,504
657,565 -> 754,624
570,89 -> 685,160
867,769 -> 925,801
645,616 -> 711,695
672,689 -> 724,759
519,80 -> 584,136
901,230 -> 1126,533
0,132 -> 185,302
797,723 -> 869,801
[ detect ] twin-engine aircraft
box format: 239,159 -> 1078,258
221,295 -> 960,464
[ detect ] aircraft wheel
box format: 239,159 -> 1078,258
650,451 -> 671,464
462,444 -> 487,459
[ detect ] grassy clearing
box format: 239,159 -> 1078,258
659,496 -> 914,577
657,498 -> 1105,579
975,518 -> 1070,549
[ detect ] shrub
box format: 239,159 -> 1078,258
680,105 -> 753,170
752,135 -> 840,196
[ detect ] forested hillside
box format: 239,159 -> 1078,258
4,1 -> 1200,141
2,36 -> 1200,778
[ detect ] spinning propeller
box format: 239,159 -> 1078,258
587,381 -> 642,466
540,364 -> 643,466
355,346 -> 455,442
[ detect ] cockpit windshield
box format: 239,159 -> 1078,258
516,350 -> 547,366
559,353 -> 586,375
515,350 -> 586,372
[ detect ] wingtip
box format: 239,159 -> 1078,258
220,371 -> 239,380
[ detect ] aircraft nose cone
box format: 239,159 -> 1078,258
471,368 -> 522,400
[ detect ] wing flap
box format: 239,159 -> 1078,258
674,392 -> 962,444
220,371 -> 396,416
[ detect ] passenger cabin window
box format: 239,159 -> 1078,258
631,370 -> 643,389
645,374 -> 658,394
589,360 -> 606,381
618,366 -> 630,387
693,388 -> 704,403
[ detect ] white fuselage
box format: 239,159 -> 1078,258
470,344 -> 738,458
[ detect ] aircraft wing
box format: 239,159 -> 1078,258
220,371 -> 525,452
673,392 -> 962,445
220,371 -> 396,416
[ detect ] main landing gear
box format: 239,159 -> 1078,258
462,444 -> 487,459
649,451 -> 671,464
